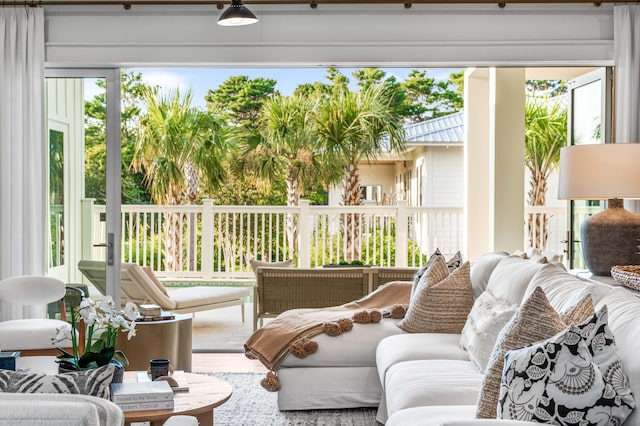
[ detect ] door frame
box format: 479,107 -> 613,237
565,67 -> 613,269
44,68 -> 122,305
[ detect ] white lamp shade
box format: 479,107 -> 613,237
558,143 -> 640,200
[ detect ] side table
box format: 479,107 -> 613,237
123,371 -> 232,426
116,314 -> 193,372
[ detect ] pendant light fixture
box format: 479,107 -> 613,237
218,0 -> 259,26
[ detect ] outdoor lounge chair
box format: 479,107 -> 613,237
77,260 -> 250,321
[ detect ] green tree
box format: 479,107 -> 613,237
133,87 -> 229,270
204,75 -> 278,126
253,94 -> 318,207
251,94 -> 320,250
524,97 -> 567,249
401,69 -> 463,122
314,85 -> 405,260
84,71 -> 152,204
526,80 -> 567,97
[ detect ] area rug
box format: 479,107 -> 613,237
203,372 -> 379,426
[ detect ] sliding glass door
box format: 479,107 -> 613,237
566,68 -> 613,269
45,69 -> 122,304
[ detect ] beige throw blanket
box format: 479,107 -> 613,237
244,281 -> 412,371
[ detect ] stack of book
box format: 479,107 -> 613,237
111,380 -> 174,412
137,304 -> 175,322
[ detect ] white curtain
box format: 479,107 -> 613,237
614,5 -> 640,214
0,8 -> 46,320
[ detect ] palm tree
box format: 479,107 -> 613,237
249,94 -> 319,252
133,87 -> 228,271
525,97 -> 567,249
315,85 -> 405,261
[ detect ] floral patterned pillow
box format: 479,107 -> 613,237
498,306 -> 635,424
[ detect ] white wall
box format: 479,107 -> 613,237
43,4 -> 614,67
425,147 -> 464,207
328,163 -> 396,206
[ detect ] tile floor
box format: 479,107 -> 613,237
191,302 -> 257,352
191,301 -> 268,374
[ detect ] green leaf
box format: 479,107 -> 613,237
112,350 -> 129,368
97,346 -> 116,366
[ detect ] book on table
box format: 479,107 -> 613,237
135,310 -> 176,322
139,304 -> 162,317
136,370 -> 190,392
117,399 -> 175,412
111,380 -> 174,412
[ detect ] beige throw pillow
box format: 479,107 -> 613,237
475,286 -> 593,419
398,259 -> 474,334
560,292 -> 594,325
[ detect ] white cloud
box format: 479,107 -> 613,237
141,70 -> 193,94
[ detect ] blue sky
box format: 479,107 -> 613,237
130,67 -> 461,109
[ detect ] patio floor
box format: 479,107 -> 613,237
192,301 -> 259,352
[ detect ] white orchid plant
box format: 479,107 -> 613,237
55,296 -> 138,371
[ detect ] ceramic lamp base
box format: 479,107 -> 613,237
581,200 -> 640,276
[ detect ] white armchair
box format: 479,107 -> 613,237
0,275 -> 76,356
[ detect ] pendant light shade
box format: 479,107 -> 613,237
218,0 -> 259,26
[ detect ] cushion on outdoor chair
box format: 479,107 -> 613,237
168,286 -> 251,310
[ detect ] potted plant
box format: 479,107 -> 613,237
54,296 -> 138,383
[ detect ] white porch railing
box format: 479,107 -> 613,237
82,199 -> 600,279
84,199 -> 464,279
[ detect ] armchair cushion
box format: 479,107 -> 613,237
0,318 -> 72,350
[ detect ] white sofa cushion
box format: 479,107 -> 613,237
384,360 -> 483,421
280,318 -> 405,367
523,262 -> 595,313
376,333 -> 469,389
469,251 -> 508,298
485,255 -> 545,307
595,287 -> 640,426
0,318 -> 72,350
386,406 -> 538,426
459,289 -> 518,372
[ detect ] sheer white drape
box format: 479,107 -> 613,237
615,5 -> 640,143
0,8 -> 46,320
614,5 -> 640,215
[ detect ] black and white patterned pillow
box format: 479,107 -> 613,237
0,363 -> 114,400
446,251 -> 463,272
498,306 -> 635,424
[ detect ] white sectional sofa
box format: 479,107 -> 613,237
273,252 -> 640,425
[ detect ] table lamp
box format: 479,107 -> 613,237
558,143 -> 640,276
